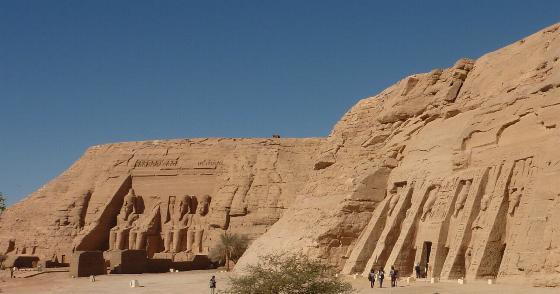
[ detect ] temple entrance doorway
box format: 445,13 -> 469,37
419,241 -> 432,278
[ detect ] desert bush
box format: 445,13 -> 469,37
225,252 -> 353,294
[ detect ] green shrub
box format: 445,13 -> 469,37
225,252 -> 353,294
209,232 -> 249,271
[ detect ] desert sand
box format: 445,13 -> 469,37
1,270 -> 559,294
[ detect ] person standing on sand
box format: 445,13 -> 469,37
209,275 -> 216,294
368,269 -> 376,288
9,266 -> 14,278
390,265 -> 397,287
414,263 -> 421,279
377,268 -> 385,288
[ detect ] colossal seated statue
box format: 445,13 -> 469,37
128,201 -> 162,250
186,195 -> 211,254
109,189 -> 140,250
162,195 -> 192,253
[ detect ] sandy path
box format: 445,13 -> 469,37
1,270 -> 558,294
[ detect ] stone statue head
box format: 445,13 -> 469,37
196,195 -> 211,216
122,188 -> 137,216
177,195 -> 193,217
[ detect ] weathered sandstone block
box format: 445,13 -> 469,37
70,251 -> 105,277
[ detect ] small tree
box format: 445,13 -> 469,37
226,252 -> 353,294
209,232 -> 249,271
0,192 -> 6,212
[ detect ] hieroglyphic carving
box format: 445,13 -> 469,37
196,160 -> 224,169
134,159 -> 178,168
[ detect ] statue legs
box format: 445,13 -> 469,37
129,231 -> 137,250
136,232 -> 147,250
163,230 -> 173,252
194,229 -> 204,253
115,228 -> 130,250
129,230 -> 147,250
109,229 -> 118,250
186,229 -> 195,252
172,228 -> 185,253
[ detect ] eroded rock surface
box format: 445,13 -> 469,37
237,23 -> 560,286
0,138 -> 322,265
2,23 -> 560,285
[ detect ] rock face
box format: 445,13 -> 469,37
0,138 -> 322,265
2,23 -> 560,285
237,23 -> 560,286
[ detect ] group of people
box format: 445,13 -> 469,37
367,266 -> 399,288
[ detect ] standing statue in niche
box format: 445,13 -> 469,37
128,201 -> 162,250
508,187 -> 523,216
162,195 -> 193,253
109,189 -> 140,250
454,180 -> 472,217
464,246 -> 473,272
387,186 -> 402,216
421,186 -> 439,221
186,195 -> 212,254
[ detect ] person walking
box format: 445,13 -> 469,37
390,266 -> 397,287
209,275 -> 216,294
368,269 -> 376,288
377,268 -> 385,288
414,263 -> 421,279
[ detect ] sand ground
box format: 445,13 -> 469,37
0,269 -> 559,293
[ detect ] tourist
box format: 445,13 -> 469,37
368,269 -> 376,288
390,266 -> 397,287
209,275 -> 216,294
414,263 -> 421,278
9,266 -> 14,278
377,268 -> 385,288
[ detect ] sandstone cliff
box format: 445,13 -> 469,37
1,23 -> 560,286
237,23 -> 560,286
0,138 -> 322,263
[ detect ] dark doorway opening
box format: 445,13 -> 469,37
419,241 -> 432,278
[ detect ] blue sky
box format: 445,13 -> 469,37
1,1 -> 559,205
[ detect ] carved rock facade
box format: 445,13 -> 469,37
0,138 -> 322,266
1,23 -> 560,285
237,23 -> 560,287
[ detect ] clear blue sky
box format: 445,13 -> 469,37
1,1 -> 558,206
